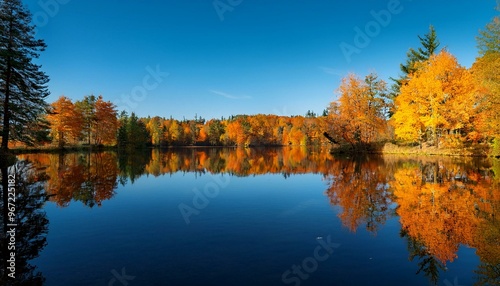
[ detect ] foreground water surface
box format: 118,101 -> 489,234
1,147 -> 499,285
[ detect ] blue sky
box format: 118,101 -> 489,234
24,0 -> 499,120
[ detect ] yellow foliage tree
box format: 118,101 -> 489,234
392,50 -> 477,147
470,52 -> 500,141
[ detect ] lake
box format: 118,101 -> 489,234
1,147 -> 499,286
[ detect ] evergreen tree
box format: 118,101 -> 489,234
391,25 -> 440,96
477,5 -> 500,55
75,95 -> 97,145
117,112 -> 150,149
117,111 -> 129,148
0,0 -> 50,150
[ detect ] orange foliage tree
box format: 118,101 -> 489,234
328,73 -> 389,147
46,96 -> 83,147
93,96 -> 119,145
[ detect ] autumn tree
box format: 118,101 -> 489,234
473,7 -> 500,155
168,120 -> 181,144
0,0 -> 50,150
471,52 -> 500,142
328,73 -> 388,148
46,96 -> 83,147
146,116 -> 163,146
392,50 -> 476,147
92,96 -> 118,145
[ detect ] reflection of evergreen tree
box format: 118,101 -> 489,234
118,149 -> 152,185
1,160 -> 49,285
400,228 -> 445,286
474,262 -> 500,286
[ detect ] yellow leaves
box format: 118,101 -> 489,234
391,161 -> 494,264
392,50 -> 477,146
470,52 -> 500,139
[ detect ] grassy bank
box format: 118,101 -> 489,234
8,144 -> 118,155
6,141 -> 500,158
329,142 -> 496,158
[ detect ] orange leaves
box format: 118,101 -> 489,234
47,95 -> 118,146
93,96 -> 118,145
22,152 -> 118,207
329,73 -> 388,146
46,96 -> 83,147
391,162 -> 486,264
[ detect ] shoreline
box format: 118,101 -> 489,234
5,143 -> 499,158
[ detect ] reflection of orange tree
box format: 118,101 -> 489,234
144,147 -> 338,177
392,162 -> 479,264
390,159 -> 500,284
472,160 -> 500,286
19,153 -> 118,207
324,156 -> 394,234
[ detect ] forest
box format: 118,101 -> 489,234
3,5 -> 500,156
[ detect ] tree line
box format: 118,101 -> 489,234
1,0 -> 499,156
47,98 -> 333,148
327,18 -> 500,155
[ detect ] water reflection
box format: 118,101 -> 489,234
390,158 -> 500,285
17,148 -> 500,284
1,160 -> 49,285
324,155 -> 395,234
22,152 -> 118,207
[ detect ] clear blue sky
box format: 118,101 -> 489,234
24,0 -> 498,120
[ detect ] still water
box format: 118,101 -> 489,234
1,147 -> 499,285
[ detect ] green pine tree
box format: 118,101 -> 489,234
0,0 -> 50,150
391,25 -> 440,97
477,6 -> 500,55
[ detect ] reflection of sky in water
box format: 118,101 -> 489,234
32,169 -> 483,286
